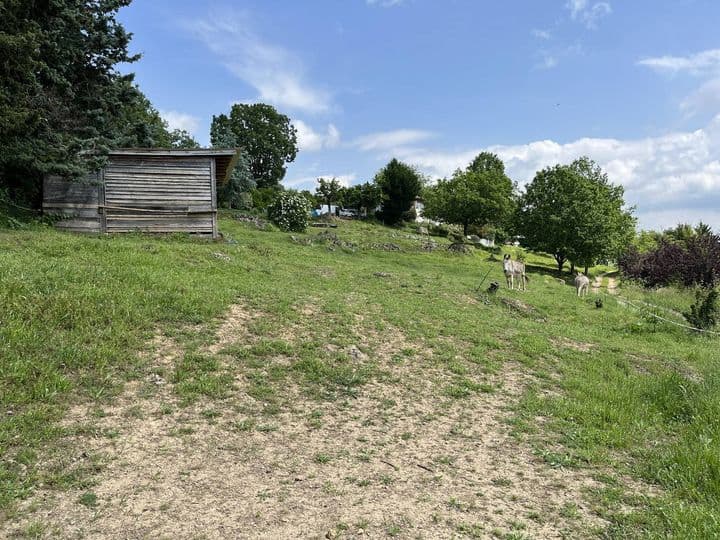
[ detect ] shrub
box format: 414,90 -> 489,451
619,234 -> 720,289
428,223 -> 450,237
267,192 -> 310,232
252,186 -> 282,212
683,288 -> 719,330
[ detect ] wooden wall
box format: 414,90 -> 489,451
42,174 -> 102,233
43,155 -> 219,237
103,156 -> 216,236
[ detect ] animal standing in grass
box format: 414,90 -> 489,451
574,272 -> 590,297
502,254 -> 528,291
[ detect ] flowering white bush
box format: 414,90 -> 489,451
267,192 -> 310,232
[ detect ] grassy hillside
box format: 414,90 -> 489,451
1,216 -> 718,538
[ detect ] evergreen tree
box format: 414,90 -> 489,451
375,159 -> 423,225
0,0 -> 169,205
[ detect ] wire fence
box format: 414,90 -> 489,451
615,294 -> 720,336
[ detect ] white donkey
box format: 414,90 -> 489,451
574,272 -> 590,297
502,254 -> 528,291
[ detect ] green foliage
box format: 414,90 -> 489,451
517,156 -> 635,272
0,1 -> 194,206
166,129 -> 200,149
315,177 -> 342,213
375,159 -> 423,225
1,218 -> 720,537
252,186 -> 283,212
423,152 -> 515,235
220,151 -> 255,210
210,116 -> 255,209
210,103 -> 298,189
633,229 -> 663,253
267,191 -> 310,232
683,288 -> 719,330
341,182 -> 383,217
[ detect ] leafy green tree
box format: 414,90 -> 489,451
167,129 -> 200,149
423,152 -> 515,236
563,157 -> 636,273
342,182 -> 383,217
517,157 -> 635,273
375,159 -> 423,225
633,230 -> 664,253
467,152 -> 507,176
210,103 -> 298,189
0,0 -> 164,206
315,177 -> 342,214
210,115 -> 255,209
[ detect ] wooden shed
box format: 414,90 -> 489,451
43,148 -> 240,239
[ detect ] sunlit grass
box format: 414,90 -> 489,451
1,215 -> 718,537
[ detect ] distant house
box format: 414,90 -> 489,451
43,148 -> 240,239
412,197 -> 425,222
412,196 -> 439,225
312,205 -> 339,217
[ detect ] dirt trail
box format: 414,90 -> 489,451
6,306 -> 614,539
591,273 -> 619,295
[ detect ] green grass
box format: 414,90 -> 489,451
1,215 -> 719,537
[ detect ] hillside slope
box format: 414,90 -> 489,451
1,218 -> 718,538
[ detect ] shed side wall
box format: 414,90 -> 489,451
43,174 -> 101,233
103,156 -> 215,235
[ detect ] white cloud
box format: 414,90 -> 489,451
681,78 -> 720,117
380,115 -> 720,230
284,173 -> 357,190
366,0 -> 405,6
353,129 -> 435,152
187,12 -> 331,114
294,120 -> 341,152
160,110 -> 200,135
566,0 -> 612,29
532,29 -> 552,40
534,43 -> 582,70
638,49 -> 720,76
536,54 -> 559,70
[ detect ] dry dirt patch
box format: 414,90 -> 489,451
6,304 -> 614,539
549,337 -> 596,353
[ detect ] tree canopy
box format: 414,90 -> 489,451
0,0 -> 193,205
210,116 -> 255,209
315,178 -> 342,213
375,159 -> 423,225
516,157 -> 635,273
423,152 -> 515,235
341,182 -> 383,217
211,103 -> 298,189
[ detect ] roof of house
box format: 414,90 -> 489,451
109,148 -> 241,185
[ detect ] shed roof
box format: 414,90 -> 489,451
109,148 -> 241,185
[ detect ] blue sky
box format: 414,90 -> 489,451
118,0 -> 720,231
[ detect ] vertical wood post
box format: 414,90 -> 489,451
210,157 -> 218,239
99,169 -> 107,234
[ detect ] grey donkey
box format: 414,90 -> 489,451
502,254 -> 528,291
574,272 -> 590,297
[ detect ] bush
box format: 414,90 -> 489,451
428,223 -> 450,237
252,186 -> 283,212
619,235 -> 720,289
683,288 -> 719,330
267,192 -> 310,232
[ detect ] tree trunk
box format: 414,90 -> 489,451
570,262 -> 575,274
555,254 -> 565,274
463,221 -> 468,236
584,264 -> 589,275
